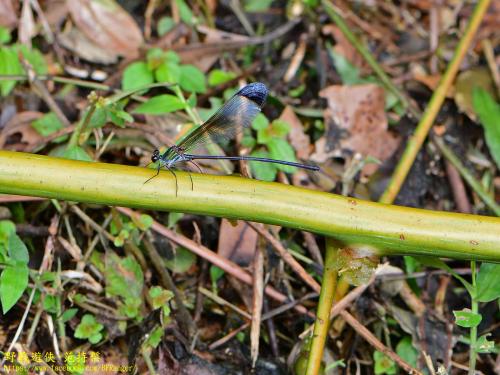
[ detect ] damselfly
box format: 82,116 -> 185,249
146,82 -> 319,194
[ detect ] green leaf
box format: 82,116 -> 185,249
16,45 -> 47,74
114,110 -> 133,123
268,138 -> 298,173
113,229 -> 129,247
149,286 -> 174,310
0,27 -> 11,44
327,47 -> 362,85
122,62 -> 154,92
0,264 -> 29,313
244,0 -> 273,12
165,246 -> 197,273
32,112 -> 64,136
139,214 -> 154,230
210,265 -> 225,285
270,120 -> 291,137
249,149 -> 277,181
175,0 -> 195,25
476,334 -> 494,353
472,88 -> 500,169
164,50 -> 181,64
453,309 -> 482,328
43,294 -> 59,314
395,336 -> 418,368
8,234 -> 29,263
0,47 -> 23,96
208,69 -> 237,86
373,350 -> 396,375
62,146 -> 93,162
157,16 -> 175,36
252,113 -> 269,130
475,263 -> 500,302
0,220 -> 16,249
168,212 -> 184,228
179,65 -> 206,93
134,94 -> 185,115
146,326 -> 164,348
155,61 -> 180,84
105,253 -> 143,304
61,308 -> 78,322
74,314 -> 104,343
88,107 -> 108,128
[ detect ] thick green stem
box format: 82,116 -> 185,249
0,150 -> 500,261
469,261 -> 478,375
306,238 -> 338,375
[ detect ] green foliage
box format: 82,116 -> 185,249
0,26 -> 11,43
179,65 -> 207,93
268,138 -> 297,173
149,286 -> 174,317
32,112 -> 65,137
105,253 -> 144,318
210,265 -> 225,291
175,0 -> 195,25
244,0 -> 273,12
472,88 -> 500,169
165,246 -> 197,273
134,94 -> 185,115
476,263 -> 500,302
157,16 -> 175,35
168,212 -> 184,228
395,337 -> 418,368
0,42 -> 47,96
74,314 -> 104,344
373,351 -> 396,375
249,149 -> 278,181
0,47 -> 22,96
453,309 -> 482,328
208,69 -> 237,86
0,221 -> 30,313
62,146 -> 93,162
122,61 -> 154,92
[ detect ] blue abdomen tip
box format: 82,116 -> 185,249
236,82 -> 268,107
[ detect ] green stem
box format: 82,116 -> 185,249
0,150 -> 500,261
433,137 -> 500,216
305,238 -> 338,375
0,74 -> 111,91
469,261 -> 478,375
321,0 -> 418,118
67,101 -> 96,149
379,0 -> 493,204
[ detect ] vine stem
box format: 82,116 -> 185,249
469,261 -> 478,375
379,0 -> 493,204
305,238 -> 338,375
1,150 -> 499,261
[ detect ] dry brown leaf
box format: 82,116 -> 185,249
217,219 -> 257,266
19,0 -> 36,46
319,84 -> 400,177
0,0 -> 17,29
44,0 -> 69,28
0,111 -> 44,149
67,0 -> 143,60
59,26 -> 119,64
279,105 -> 311,159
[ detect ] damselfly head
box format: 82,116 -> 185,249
236,82 -> 268,107
151,149 -> 160,163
